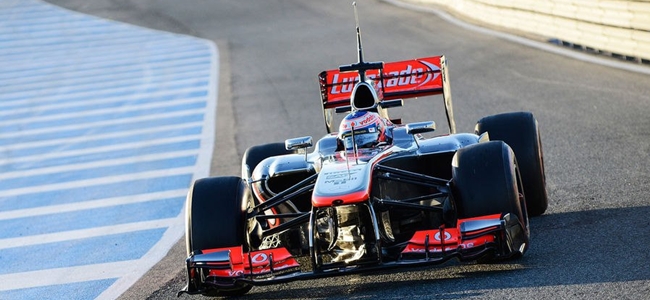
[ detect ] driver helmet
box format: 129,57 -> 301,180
338,110 -> 389,150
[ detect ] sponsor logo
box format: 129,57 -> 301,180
403,242 -> 480,254
434,231 -> 453,241
330,60 -> 441,95
331,73 -> 356,94
340,113 -> 377,129
251,253 -> 268,264
321,169 -> 361,188
404,246 -> 458,253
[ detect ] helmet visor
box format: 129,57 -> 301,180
341,128 -> 379,150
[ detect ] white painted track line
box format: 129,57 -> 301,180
0,1 -> 218,298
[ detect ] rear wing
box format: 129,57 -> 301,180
318,55 -> 456,134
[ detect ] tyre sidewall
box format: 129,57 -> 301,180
452,141 -> 524,223
475,111 -> 548,216
185,176 -> 248,255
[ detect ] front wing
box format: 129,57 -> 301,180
179,213 -> 526,296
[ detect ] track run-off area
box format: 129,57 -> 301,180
0,1 -> 216,299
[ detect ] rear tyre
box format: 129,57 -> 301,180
185,176 -> 252,296
241,142 -> 300,227
452,141 -> 529,260
475,111 -> 548,217
241,142 -> 296,180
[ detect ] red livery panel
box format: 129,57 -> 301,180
319,56 -> 445,109
206,247 -> 300,278
401,215 -> 502,256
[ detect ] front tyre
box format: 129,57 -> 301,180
185,176 -> 253,297
452,141 -> 529,260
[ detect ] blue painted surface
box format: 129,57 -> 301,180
0,174 -> 194,210
0,229 -> 166,274
0,0 -> 216,298
0,156 -> 197,189
0,114 -> 205,145
0,80 -> 210,105
2,140 -> 201,171
0,198 -> 184,239
0,279 -> 117,300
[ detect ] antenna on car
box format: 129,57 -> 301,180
353,2 -> 365,81
350,124 -> 359,165
339,2 -> 383,84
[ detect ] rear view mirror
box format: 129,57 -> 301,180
285,136 -> 313,151
406,121 -> 436,135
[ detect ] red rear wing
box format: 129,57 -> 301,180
318,55 -> 456,134
319,56 -> 446,109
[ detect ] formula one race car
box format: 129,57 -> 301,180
179,6 -> 547,297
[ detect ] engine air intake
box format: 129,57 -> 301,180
351,81 -> 378,110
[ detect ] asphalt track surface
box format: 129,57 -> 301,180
44,0 -> 650,299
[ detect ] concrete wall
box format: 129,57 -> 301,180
406,0 -> 650,61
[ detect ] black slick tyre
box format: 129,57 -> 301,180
241,142 -> 300,222
475,111 -> 548,217
185,176 -> 252,296
241,142 -> 296,180
452,141 -> 529,260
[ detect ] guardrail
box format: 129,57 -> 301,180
406,0 -> 650,62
